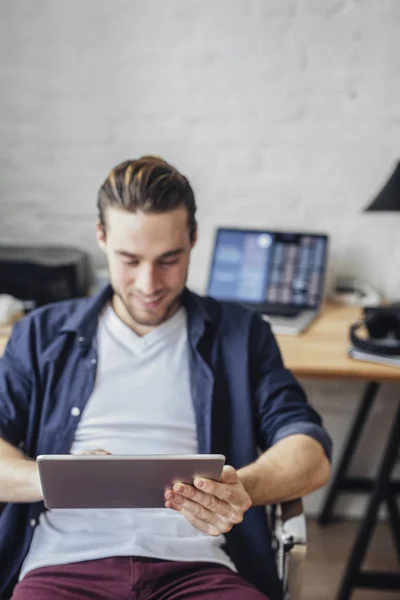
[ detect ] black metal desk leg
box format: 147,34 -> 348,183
318,382 -> 380,525
336,402 -> 400,600
386,492 -> 400,562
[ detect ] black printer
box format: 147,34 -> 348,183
0,245 -> 94,308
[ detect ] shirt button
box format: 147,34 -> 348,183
30,519 -> 37,527
91,358 -> 97,365
77,336 -> 85,343
71,407 -> 81,417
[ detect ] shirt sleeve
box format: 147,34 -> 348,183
0,321 -> 32,448
249,313 -> 332,461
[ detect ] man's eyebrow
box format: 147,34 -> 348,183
116,248 -> 185,260
158,248 -> 185,259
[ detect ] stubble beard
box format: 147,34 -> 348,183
116,288 -> 183,329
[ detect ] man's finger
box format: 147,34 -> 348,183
193,465 -> 238,495
165,496 -> 235,535
220,465 -> 239,484
193,479 -> 241,505
165,488 -> 240,522
179,507 -> 224,537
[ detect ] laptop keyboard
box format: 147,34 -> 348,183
240,303 -> 302,318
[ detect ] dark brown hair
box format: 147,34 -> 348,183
97,155 -> 197,241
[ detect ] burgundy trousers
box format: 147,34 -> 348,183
11,556 -> 269,600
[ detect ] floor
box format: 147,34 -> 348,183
300,519 -> 400,599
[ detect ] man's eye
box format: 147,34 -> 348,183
124,260 -> 139,267
159,260 -> 178,267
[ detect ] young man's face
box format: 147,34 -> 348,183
97,206 -> 196,335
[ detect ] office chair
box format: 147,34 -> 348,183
270,498 -> 307,600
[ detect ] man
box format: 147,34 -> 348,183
0,156 -> 331,600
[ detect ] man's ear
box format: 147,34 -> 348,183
191,225 -> 198,249
96,222 -> 106,252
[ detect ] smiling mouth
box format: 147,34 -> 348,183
134,295 -> 165,309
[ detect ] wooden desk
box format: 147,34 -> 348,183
0,303 -> 399,599
276,301 -> 400,381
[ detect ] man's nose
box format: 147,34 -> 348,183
136,264 -> 159,296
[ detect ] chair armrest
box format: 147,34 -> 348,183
269,499 -> 306,600
281,498 -> 307,547
280,499 -> 306,600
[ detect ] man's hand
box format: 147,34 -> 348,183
164,465 -> 252,536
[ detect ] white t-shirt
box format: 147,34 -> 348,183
20,305 -> 235,579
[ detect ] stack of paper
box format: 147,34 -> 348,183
348,347 -> 400,369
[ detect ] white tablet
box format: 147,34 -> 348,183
37,454 -> 226,509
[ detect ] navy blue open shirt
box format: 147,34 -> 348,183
0,284 -> 331,600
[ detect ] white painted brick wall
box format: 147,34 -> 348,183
0,0 -> 399,517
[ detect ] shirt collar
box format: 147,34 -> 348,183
181,288 -> 213,347
60,284 -> 113,340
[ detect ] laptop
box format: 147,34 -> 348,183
206,227 -> 329,335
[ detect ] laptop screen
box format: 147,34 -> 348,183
207,228 -> 328,310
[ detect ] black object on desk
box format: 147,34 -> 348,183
0,245 -> 94,308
